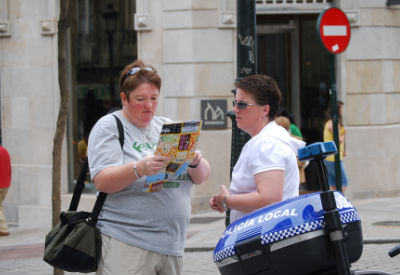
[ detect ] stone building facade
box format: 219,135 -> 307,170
0,0 -> 399,228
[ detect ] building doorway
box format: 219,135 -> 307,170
299,16 -> 330,144
257,14 -> 330,144
68,0 -> 138,192
257,26 -> 293,111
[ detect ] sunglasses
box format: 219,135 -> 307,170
126,66 -> 153,76
232,100 -> 257,110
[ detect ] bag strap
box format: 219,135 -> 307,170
90,114 -> 124,221
113,114 -> 125,149
68,158 -> 89,211
68,114 -> 125,218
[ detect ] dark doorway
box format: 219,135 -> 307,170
257,32 -> 291,108
256,14 -> 330,145
299,16 -> 330,144
69,0 -> 137,192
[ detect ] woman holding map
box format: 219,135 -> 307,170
209,75 -> 304,223
88,60 -> 210,275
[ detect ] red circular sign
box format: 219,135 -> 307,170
317,8 -> 351,54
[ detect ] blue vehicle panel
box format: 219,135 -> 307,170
214,191 -> 360,262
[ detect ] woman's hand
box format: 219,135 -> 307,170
136,154 -> 170,177
187,151 -> 211,184
189,151 -> 202,167
210,185 -> 230,213
209,170 -> 284,214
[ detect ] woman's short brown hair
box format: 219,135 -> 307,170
119,60 -> 161,100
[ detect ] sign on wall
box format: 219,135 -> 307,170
201,99 -> 227,130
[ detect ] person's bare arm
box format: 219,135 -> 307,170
94,154 -> 170,193
187,152 -> 211,185
210,170 -> 284,213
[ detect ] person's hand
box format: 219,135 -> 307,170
210,195 -> 225,213
189,151 -> 202,167
136,154 -> 170,177
209,185 -> 230,213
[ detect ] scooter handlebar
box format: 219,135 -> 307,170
298,141 -> 337,161
388,245 -> 400,257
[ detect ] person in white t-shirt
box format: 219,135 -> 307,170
209,75 -> 305,223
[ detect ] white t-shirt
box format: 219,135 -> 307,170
230,121 -> 305,222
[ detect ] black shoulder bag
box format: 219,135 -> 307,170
43,115 -> 124,273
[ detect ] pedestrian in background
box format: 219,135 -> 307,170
0,145 -> 11,236
323,100 -> 348,194
279,108 -> 303,139
77,133 -> 88,163
275,115 -> 308,193
88,59 -> 210,275
209,75 -> 305,223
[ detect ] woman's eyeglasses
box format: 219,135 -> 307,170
232,100 -> 256,110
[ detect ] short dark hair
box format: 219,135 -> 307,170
235,75 -> 282,120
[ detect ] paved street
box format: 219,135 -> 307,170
1,196 -> 400,274
0,244 -> 400,274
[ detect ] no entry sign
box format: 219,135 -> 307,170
317,8 -> 351,54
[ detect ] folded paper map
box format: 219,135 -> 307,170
142,120 -> 202,192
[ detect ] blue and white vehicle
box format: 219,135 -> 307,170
214,142 -> 391,275
213,191 -> 363,275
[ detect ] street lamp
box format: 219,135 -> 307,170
101,4 -> 119,102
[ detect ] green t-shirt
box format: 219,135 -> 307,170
290,124 -> 303,139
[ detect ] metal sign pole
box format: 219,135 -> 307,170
225,0 -> 257,228
317,8 -> 352,274
236,0 -> 257,81
328,54 -> 342,192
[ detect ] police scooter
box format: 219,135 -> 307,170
213,142 -> 391,275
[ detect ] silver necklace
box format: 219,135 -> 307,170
138,121 -> 153,143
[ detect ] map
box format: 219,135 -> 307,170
142,120 -> 202,192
